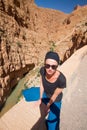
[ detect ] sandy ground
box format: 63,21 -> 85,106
0,46 -> 87,130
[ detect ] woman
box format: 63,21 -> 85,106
38,51 -> 66,130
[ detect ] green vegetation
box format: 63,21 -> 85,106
16,91 -> 23,103
49,41 -> 56,51
16,41 -> 22,48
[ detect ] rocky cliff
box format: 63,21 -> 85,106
0,0 -> 87,109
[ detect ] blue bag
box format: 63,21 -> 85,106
22,87 -> 40,102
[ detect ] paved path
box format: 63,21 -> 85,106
0,99 -> 46,130
60,54 -> 87,130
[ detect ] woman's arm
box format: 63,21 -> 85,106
35,76 -> 44,106
47,88 -> 63,108
40,76 -> 44,99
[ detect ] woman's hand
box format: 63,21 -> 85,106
44,103 -> 50,115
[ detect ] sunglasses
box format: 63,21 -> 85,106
45,64 -> 58,70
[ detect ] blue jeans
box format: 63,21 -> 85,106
42,93 -> 62,130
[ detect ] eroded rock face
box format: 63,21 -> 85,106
0,0 -> 37,107
63,23 -> 87,61
0,0 -> 87,108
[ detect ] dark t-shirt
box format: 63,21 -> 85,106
40,67 -> 66,102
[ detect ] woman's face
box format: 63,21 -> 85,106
45,59 -> 58,75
